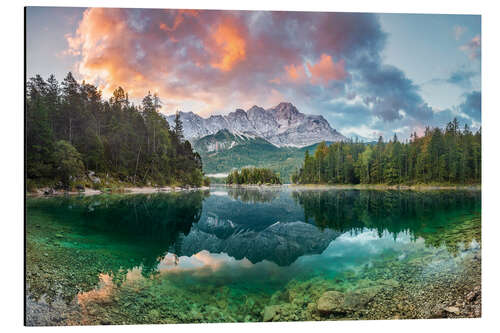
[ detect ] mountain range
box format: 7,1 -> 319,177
164,102 -> 346,181
165,102 -> 345,148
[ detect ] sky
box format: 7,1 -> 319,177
26,7 -> 481,140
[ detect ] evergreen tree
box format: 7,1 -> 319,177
174,112 -> 184,141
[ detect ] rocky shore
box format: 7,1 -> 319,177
261,250 -> 481,322
25,242 -> 481,325
28,185 -> 210,197
289,184 -> 481,191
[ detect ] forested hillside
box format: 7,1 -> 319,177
195,132 -> 329,182
26,73 -> 205,189
292,119 -> 481,185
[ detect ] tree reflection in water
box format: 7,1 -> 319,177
292,189 -> 481,252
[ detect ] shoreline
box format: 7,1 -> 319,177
223,184 -> 283,189
288,183 -> 481,191
27,186 -> 210,197
26,182 -> 481,197
218,183 -> 481,191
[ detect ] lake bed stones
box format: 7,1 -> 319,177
316,291 -> 345,314
316,283 -> 387,315
262,305 -> 281,322
343,286 -> 382,311
443,306 -> 460,315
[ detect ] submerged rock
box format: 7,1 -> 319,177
466,287 -> 480,302
378,279 -> 400,289
317,291 -> 345,314
343,286 -> 381,310
262,305 -> 281,322
443,306 -> 460,315
316,283 -> 386,315
307,302 -> 316,312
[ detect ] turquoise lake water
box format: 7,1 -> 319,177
25,187 -> 481,325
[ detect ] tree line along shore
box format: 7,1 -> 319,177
291,119 -> 480,186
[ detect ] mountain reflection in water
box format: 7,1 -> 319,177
28,188 -> 481,269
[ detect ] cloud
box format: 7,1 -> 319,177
432,91 -> 481,127
424,90 -> 481,132
446,69 -> 478,89
285,63 -> 307,83
63,8 -> 437,133
425,67 -> 479,89
307,54 -> 347,85
356,61 -> 434,122
208,19 -> 247,71
159,9 -> 199,32
458,90 -> 481,122
460,35 -> 481,59
453,25 -> 467,40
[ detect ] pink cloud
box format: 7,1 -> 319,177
460,35 -> 481,59
285,63 -> 307,83
307,54 -> 347,85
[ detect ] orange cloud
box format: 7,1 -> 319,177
159,9 -> 199,32
65,8 -> 207,106
285,63 -> 307,82
210,21 -> 247,71
307,54 -> 347,85
65,9 -> 140,96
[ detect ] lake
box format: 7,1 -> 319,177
25,186 -> 481,325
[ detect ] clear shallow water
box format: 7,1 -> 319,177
25,187 -> 481,325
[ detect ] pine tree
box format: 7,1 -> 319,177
174,112 -> 184,141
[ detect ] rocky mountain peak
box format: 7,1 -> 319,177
270,102 -> 301,118
232,108 -> 247,117
165,102 -> 346,147
273,102 -> 296,111
247,105 -> 266,115
178,110 -> 199,120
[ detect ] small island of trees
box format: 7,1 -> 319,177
226,167 -> 282,185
